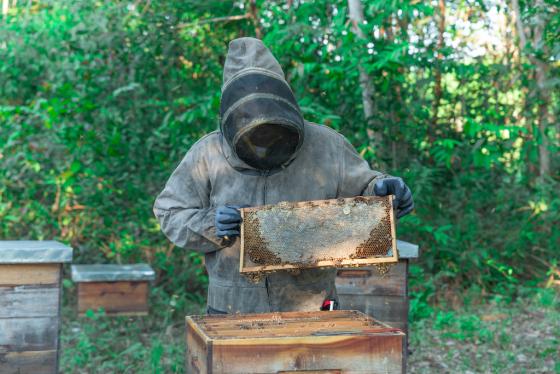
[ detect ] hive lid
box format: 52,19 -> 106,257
0,240 -> 73,264
396,240 -> 420,259
71,263 -> 155,282
186,310 -> 404,340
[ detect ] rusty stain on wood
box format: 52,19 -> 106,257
240,196 -> 398,274
186,310 -> 403,374
77,281 -> 149,316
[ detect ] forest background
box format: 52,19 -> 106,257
0,0 -> 559,372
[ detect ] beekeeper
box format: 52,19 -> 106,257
154,37 -> 413,315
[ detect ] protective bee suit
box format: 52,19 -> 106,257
154,37 -> 412,314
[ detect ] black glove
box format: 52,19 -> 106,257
215,205 -> 246,238
374,177 -> 414,218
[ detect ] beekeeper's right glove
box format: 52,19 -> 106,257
215,205 -> 244,238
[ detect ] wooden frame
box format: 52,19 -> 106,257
240,196 -> 398,273
186,310 -> 404,374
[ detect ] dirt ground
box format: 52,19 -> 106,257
408,294 -> 559,373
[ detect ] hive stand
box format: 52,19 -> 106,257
336,239 -> 419,372
0,240 -> 73,374
186,310 -> 404,374
71,264 -> 155,316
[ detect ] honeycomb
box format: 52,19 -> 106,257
351,202 -> 393,259
243,211 -> 282,265
241,196 -> 395,270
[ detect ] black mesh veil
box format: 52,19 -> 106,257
234,123 -> 300,170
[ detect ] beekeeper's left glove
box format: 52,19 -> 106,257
373,177 -> 414,218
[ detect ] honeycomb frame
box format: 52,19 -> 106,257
239,195 -> 398,274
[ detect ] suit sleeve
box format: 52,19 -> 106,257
153,149 -> 227,253
337,135 -> 390,197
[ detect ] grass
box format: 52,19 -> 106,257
60,284 -> 559,373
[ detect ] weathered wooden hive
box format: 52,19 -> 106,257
0,240 -> 73,374
71,264 -> 155,316
336,239 -> 419,370
186,310 -> 404,374
240,196 -> 397,273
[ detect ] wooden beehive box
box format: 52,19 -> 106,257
71,264 -> 155,316
0,240 -> 73,374
240,196 -> 397,273
336,239 -> 419,371
186,310 -> 404,374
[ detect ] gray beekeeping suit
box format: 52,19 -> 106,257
154,37 -> 387,314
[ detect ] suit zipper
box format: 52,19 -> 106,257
262,170 -> 270,205
264,276 -> 272,312
262,169 -> 272,311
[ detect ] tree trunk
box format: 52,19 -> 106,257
511,0 -> 552,179
533,0 -> 551,178
430,0 -> 446,144
347,0 -> 380,152
2,0 -> 9,15
535,59 -> 551,178
248,0 -> 262,39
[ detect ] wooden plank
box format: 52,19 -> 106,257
240,196 -> 397,273
210,334 -> 402,373
186,318 -> 209,374
335,261 -> 407,296
0,264 -> 60,286
77,281 -> 149,316
240,257 -> 400,273
239,209 -> 246,274
0,285 -> 59,318
0,350 -> 57,374
0,317 -> 59,351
